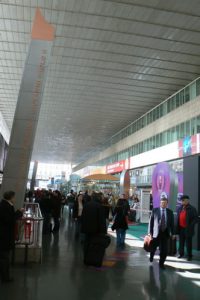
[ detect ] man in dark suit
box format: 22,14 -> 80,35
0,191 -> 23,283
177,195 -> 198,261
148,195 -> 175,269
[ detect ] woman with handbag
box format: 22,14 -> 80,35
111,198 -> 129,248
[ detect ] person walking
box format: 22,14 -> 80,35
102,197 -> 111,230
73,193 -> 84,238
51,190 -> 62,233
108,194 -> 116,216
111,198 -> 129,248
177,195 -> 198,261
0,191 -> 23,283
67,190 -> 76,217
133,197 -> 140,223
148,195 -> 175,269
83,190 -> 91,205
81,192 -> 107,241
81,192 -> 107,266
39,190 -> 52,234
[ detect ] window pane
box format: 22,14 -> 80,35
197,116 -> 200,133
176,125 -> 181,139
156,107 -> 160,119
190,82 -> 196,100
190,118 -> 196,135
185,86 -> 190,102
167,130 -> 171,143
185,121 -> 190,136
143,115 -> 147,127
180,90 -> 184,105
167,98 -> 171,113
149,111 -> 153,123
156,134 -> 160,147
160,104 -> 164,117
180,123 -> 184,138
171,127 -> 177,141
163,102 -> 167,115
175,93 -> 180,108
196,78 -> 200,96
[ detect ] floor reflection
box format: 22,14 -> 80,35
0,208 -> 200,300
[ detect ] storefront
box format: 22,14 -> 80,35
79,174 -> 120,195
73,133 -> 199,214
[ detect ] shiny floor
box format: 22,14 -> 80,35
1,211 -> 200,300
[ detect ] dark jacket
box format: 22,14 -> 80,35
52,196 -> 62,218
0,200 -> 22,251
39,195 -> 52,215
102,205 -> 110,220
67,193 -> 75,204
148,207 -> 174,238
73,199 -> 79,219
83,193 -> 91,204
176,204 -> 198,236
112,205 -> 128,231
81,201 -> 107,235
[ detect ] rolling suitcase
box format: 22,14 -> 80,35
168,236 -> 177,256
84,235 -> 111,267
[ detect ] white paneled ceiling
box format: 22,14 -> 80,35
0,0 -> 200,164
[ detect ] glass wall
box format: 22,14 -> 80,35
99,115 -> 200,166
101,78 -> 200,150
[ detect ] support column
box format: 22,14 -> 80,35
120,170 -> 130,197
1,9 -> 55,207
183,155 -> 200,250
30,161 -> 38,192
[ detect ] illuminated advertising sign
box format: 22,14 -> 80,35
106,159 -> 130,174
152,162 -> 178,210
178,135 -> 198,157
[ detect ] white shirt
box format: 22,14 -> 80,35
6,200 -> 14,206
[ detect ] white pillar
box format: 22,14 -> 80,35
1,9 -> 55,207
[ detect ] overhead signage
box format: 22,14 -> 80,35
178,134 -> 199,157
74,133 -> 200,178
106,159 -> 130,174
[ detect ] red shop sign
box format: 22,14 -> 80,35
106,160 -> 128,174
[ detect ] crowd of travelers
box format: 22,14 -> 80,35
0,188 -> 199,283
25,188 -> 134,246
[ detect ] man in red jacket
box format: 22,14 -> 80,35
177,195 -> 198,261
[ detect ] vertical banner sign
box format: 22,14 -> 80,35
1,9 -> 55,207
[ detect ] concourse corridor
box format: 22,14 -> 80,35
0,211 -> 200,300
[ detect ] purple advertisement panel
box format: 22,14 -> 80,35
152,162 -> 178,210
177,172 -> 183,194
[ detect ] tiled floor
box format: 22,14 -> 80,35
1,212 -> 200,300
